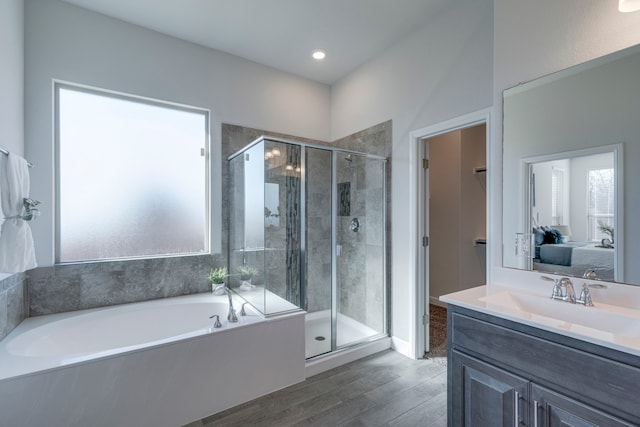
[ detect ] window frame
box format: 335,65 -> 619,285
53,81 -> 211,264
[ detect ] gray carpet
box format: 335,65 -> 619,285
427,304 -> 447,366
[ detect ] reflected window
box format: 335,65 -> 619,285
56,83 -> 209,262
587,168 -> 614,242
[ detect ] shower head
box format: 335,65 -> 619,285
345,154 -> 353,162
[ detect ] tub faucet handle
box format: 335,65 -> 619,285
209,314 -> 223,328
240,302 -> 249,316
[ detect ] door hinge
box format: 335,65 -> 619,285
422,313 -> 429,325
422,236 -> 429,247
423,158 -> 429,169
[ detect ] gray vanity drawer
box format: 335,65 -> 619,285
450,310 -> 640,423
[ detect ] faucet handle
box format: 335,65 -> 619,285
578,284 -> 594,307
542,276 -> 563,300
209,314 -> 223,328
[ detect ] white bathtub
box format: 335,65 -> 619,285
0,292 -> 305,427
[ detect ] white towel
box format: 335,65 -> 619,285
0,153 -> 37,273
0,218 -> 37,273
1,153 -> 30,217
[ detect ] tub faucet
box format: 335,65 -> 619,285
214,285 -> 238,323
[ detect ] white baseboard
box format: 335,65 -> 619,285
390,336 -> 411,358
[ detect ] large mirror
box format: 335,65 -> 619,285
503,44 -> 640,286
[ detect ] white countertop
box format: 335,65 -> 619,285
441,284 -> 640,358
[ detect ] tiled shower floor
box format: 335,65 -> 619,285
305,310 -> 378,358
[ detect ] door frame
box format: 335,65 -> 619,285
408,108 -> 493,359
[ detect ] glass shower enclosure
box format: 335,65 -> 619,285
228,136 -> 387,359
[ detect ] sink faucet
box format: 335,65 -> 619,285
542,276 -> 576,303
542,276 -> 598,306
213,285 -> 238,323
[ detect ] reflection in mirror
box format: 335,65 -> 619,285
521,146 -> 620,282
503,43 -> 640,286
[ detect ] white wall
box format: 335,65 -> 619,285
331,0 -> 493,343
0,0 -> 25,282
493,0 -> 640,286
24,0 -> 331,266
0,0 -> 24,156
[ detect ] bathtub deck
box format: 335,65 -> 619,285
185,349 -> 447,427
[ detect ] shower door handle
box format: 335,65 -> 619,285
336,245 -> 342,256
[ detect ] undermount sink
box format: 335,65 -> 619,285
479,291 -> 640,337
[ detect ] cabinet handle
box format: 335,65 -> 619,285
514,391 -> 520,426
533,400 -> 539,427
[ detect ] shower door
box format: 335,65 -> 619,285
334,153 -> 386,349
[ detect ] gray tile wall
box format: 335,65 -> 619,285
27,255 -> 220,316
333,121 -> 392,333
0,272 -> 27,340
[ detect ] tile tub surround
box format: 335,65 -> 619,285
28,254 -> 221,316
0,272 -> 27,341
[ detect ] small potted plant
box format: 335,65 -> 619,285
598,221 -> 615,246
207,267 -> 229,293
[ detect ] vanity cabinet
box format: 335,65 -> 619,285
448,306 -> 640,427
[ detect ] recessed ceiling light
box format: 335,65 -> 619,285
619,0 -> 640,12
312,49 -> 327,61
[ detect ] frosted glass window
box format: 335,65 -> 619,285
56,84 -> 209,262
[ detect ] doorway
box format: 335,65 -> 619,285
409,109 -> 491,359
422,124 -> 486,356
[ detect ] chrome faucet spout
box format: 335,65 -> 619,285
559,278 -> 576,304
544,276 -> 577,303
213,285 -> 238,323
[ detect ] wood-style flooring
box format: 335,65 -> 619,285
184,349 -> 448,427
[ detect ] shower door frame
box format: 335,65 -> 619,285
330,149 -> 389,355
229,136 -> 389,357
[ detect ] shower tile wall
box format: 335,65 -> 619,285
224,126 -> 326,309
336,158 -> 384,332
0,273 -> 27,340
333,121 -> 391,334
305,149 -> 332,313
